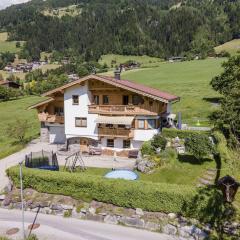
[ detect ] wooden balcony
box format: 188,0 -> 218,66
38,113 -> 64,124
88,105 -> 157,116
98,127 -> 134,138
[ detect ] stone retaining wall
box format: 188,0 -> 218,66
0,188 -> 212,240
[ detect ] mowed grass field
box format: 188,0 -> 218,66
0,96 -> 43,159
215,39 -> 240,55
0,32 -> 24,53
121,58 -> 225,126
99,54 -> 163,68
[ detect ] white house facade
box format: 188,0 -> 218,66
30,74 -> 179,156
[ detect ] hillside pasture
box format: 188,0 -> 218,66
42,5 -> 81,18
0,96 -> 43,159
215,39 -> 240,55
121,58 -> 225,126
99,54 -> 163,68
0,32 -> 24,53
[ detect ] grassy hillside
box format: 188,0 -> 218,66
121,58 -> 225,126
42,5 -> 81,18
0,96 -> 43,159
215,39 -> 240,55
0,32 -> 24,53
99,54 -> 163,68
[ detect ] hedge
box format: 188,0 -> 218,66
7,166 -> 210,217
162,128 -> 210,139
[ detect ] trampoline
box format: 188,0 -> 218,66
25,150 -> 59,171
105,170 -> 138,180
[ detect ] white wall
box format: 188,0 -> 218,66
131,140 -> 143,149
64,83 -> 99,140
101,137 -> 143,150
49,125 -> 66,144
133,129 -> 159,141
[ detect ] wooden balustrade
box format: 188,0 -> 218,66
88,105 -> 157,115
38,113 -> 64,124
98,127 -> 133,138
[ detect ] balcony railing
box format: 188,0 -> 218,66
88,105 -> 157,115
98,127 -> 134,138
38,113 -> 64,124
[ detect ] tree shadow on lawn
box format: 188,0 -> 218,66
182,186 -> 237,240
203,97 -> 222,104
178,154 -> 212,165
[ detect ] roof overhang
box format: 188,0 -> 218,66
28,98 -> 54,110
41,75 -> 180,103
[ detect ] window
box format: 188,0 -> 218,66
75,117 -> 87,127
118,124 -> 125,129
123,140 -> 130,149
103,95 -> 109,105
72,95 -> 79,105
138,119 -> 145,129
132,95 -> 144,105
149,101 -> 153,106
106,124 -> 113,128
147,119 -> 156,129
123,95 -> 129,105
107,139 -> 114,148
54,107 -> 64,116
93,95 -> 99,105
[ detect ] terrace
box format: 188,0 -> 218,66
88,105 -> 158,116
38,112 -> 64,124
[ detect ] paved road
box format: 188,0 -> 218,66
0,209 -> 178,240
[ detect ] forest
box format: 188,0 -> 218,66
0,0 -> 239,61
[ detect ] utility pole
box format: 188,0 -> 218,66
19,161 -> 25,240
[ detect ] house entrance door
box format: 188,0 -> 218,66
80,138 -> 89,153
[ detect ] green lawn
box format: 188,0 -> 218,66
215,39 -> 240,56
64,158 -> 215,187
99,54 -> 163,68
120,58 -> 225,126
0,96 -> 42,160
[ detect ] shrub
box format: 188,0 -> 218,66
159,148 -> 177,165
185,133 -> 215,160
7,166 -> 209,217
151,134 -> 167,150
141,141 -> 154,156
162,128 -> 210,139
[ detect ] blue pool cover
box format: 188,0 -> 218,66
105,170 -> 138,180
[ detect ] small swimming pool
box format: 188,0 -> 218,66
105,170 -> 138,180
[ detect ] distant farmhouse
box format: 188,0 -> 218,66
4,61 -> 47,74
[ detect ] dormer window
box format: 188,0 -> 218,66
72,95 -> 79,105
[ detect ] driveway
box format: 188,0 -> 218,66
0,209 -> 179,240
0,139 -> 136,192
0,139 -> 58,192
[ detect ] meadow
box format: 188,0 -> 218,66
0,96 -> 43,159
0,32 -> 24,53
215,39 -> 240,55
99,54 -> 163,68
120,58 -> 225,126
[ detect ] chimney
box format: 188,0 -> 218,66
114,69 -> 121,80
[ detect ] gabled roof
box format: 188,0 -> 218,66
42,74 -> 180,103
28,97 -> 54,110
